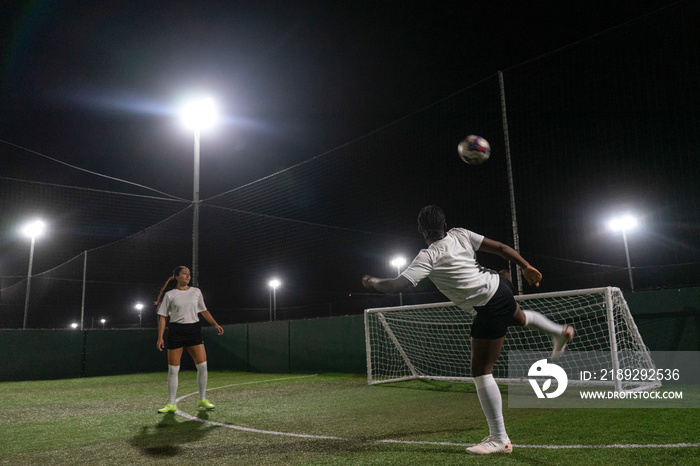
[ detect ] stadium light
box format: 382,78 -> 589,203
268,279 -> 281,321
100,318 -> 106,329
70,323 -> 79,329
135,303 -> 144,328
390,256 -> 406,275
608,214 -> 638,291
180,96 -> 218,288
390,256 -> 407,306
609,214 -> 638,233
20,219 -> 46,329
181,97 -> 218,131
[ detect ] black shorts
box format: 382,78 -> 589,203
471,275 -> 517,340
167,322 -> 203,349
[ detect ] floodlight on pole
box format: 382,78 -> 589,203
390,256 -> 407,306
608,214 -> 638,291
390,256 -> 406,275
180,96 -> 218,288
181,98 -> 218,131
100,318 -> 106,329
21,219 -> 46,329
268,279 -> 281,321
135,303 -> 144,328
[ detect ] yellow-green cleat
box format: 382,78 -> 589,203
157,403 -> 177,413
197,398 -> 215,410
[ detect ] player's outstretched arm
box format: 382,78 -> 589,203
478,237 -> 542,287
362,275 -> 412,294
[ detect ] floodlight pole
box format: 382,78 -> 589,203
192,128 -> 200,287
268,286 -> 278,321
135,303 -> 145,329
80,250 -> 87,330
621,229 -> 634,291
272,286 -> 277,321
609,215 -> 637,292
395,264 -> 403,306
182,96 -> 216,286
22,236 -> 37,329
390,257 -> 406,306
268,280 -> 280,321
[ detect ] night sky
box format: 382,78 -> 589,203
1,1 -> 697,328
1,1 -> 684,197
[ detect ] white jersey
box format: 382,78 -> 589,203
401,228 -> 500,313
156,287 -> 207,324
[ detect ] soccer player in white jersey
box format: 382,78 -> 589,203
155,266 -> 224,413
362,205 -> 573,455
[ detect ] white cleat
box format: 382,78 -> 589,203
466,436 -> 513,455
551,324 -> 574,360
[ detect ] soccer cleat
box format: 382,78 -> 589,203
197,398 -> 215,410
157,403 -> 177,414
466,436 -> 513,455
551,324 -> 575,360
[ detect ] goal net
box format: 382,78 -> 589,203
364,287 -> 660,391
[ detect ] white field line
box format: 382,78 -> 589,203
173,374 -> 700,450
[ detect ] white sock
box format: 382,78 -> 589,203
523,310 -> 564,336
196,362 -> 208,400
474,374 -> 508,443
167,365 -> 180,405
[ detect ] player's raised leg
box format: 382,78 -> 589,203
512,306 -> 574,359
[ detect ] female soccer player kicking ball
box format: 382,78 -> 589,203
362,205 -> 573,455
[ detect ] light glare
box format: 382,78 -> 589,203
181,97 -> 218,130
21,220 -> 46,239
268,279 -> 281,289
609,215 -> 638,232
390,256 -> 407,268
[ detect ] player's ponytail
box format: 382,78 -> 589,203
154,266 -> 187,307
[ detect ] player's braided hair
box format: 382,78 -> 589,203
417,205 -> 446,242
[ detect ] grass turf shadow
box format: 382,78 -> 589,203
129,411 -> 219,458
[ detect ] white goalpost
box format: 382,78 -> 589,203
364,287 -> 660,392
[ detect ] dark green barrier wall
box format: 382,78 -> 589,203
203,324 -> 249,372
83,330 -> 163,377
624,287 -> 700,351
0,330 -> 83,381
290,316 -> 366,373
248,320 -> 291,373
1,288 -> 697,382
0,315 -> 365,381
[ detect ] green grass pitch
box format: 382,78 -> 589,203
0,371 -> 698,465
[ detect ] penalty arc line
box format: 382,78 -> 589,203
172,374 -> 700,450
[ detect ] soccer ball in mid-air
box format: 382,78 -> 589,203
458,135 -> 490,165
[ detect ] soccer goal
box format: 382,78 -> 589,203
364,287 -> 660,392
